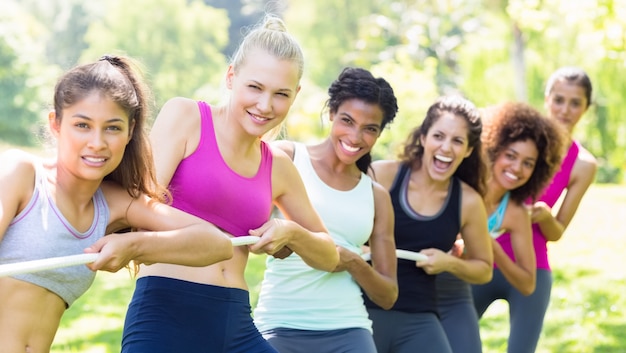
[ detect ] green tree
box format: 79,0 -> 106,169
82,0 -> 230,109
0,1 -> 57,146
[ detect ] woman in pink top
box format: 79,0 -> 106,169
474,67 -> 597,353
121,15 -> 338,353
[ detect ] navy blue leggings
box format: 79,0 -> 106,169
262,327 -> 376,353
122,276 -> 278,353
472,269 -> 552,353
436,272 -> 482,353
367,308 -> 453,353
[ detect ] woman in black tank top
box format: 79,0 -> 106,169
364,96 -> 493,353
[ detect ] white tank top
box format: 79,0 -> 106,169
254,142 -> 375,332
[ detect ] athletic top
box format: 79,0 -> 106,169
0,163 -> 109,307
488,192 -> 510,238
497,141 -> 580,270
254,142 -> 375,332
365,163 -> 461,314
167,101 -> 273,236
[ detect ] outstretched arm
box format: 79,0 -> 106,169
87,183 -> 233,272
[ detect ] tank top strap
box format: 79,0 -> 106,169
488,191 -> 510,238
197,101 -> 218,156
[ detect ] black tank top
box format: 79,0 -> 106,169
364,163 -> 461,313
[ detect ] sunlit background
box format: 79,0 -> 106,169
1,0 -> 624,183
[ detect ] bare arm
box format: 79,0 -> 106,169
492,203 -> 536,295
441,184 -> 493,284
86,183 -> 233,272
336,182 -> 398,309
249,148 -> 338,271
0,150 -> 36,243
149,97 -> 200,186
532,152 -> 597,241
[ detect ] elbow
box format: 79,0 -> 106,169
205,235 -> 234,266
520,284 -> 535,297
322,242 -> 341,272
519,277 -> 536,296
472,267 -> 493,285
381,287 -> 399,310
371,286 -> 399,310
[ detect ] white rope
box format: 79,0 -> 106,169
361,249 -> 427,262
0,236 -> 262,278
0,253 -> 99,278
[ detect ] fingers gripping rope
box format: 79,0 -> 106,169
360,249 -> 428,262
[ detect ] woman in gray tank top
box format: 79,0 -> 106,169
0,55 -> 234,352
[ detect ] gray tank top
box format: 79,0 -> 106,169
0,163 -> 109,306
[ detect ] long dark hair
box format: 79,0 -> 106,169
53,55 -> 166,202
399,95 -> 487,197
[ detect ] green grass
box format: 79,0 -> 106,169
47,184 -> 626,352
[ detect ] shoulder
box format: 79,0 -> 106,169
0,149 -> 38,180
162,96 -> 198,110
459,180 -> 484,209
269,143 -> 300,181
372,180 -> 392,204
0,150 -> 40,211
571,143 -> 597,185
99,181 -> 132,211
156,97 -> 200,124
575,144 -> 597,172
270,140 -> 296,160
369,160 -> 401,189
152,97 -> 201,141
505,201 -> 531,223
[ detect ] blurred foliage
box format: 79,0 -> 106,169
0,0 -> 624,182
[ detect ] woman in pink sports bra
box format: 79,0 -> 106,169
477,67 -> 597,353
121,15 -> 338,353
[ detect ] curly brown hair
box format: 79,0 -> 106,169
481,102 -> 567,203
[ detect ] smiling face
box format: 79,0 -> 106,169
491,139 -> 538,191
50,91 -> 133,182
226,48 -> 301,137
420,112 -> 473,181
329,98 -> 384,165
545,80 -> 589,134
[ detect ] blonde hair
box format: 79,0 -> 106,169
230,14 -> 304,81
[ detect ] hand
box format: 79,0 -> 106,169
449,238 -> 465,258
248,219 -> 293,257
415,248 -> 449,275
332,246 -> 358,273
84,233 -> 135,272
529,201 -> 552,223
272,246 -> 293,259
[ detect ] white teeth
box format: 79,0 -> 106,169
251,113 -> 269,122
504,172 -> 519,180
341,141 -> 360,153
84,157 -> 106,163
435,155 -> 452,163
